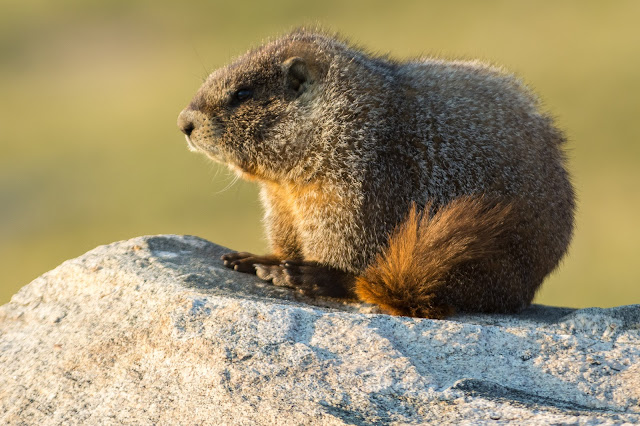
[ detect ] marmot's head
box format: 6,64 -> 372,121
177,33 -> 331,182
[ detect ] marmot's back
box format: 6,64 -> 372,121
398,58 -> 565,198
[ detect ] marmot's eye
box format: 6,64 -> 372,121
234,89 -> 253,102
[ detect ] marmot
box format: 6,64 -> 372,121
177,29 -> 575,318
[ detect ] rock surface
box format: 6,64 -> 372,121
1,235 -> 639,425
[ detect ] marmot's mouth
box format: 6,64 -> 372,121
184,135 -> 198,152
185,135 -> 222,160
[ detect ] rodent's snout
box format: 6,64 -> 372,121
177,110 -> 195,137
176,108 -> 220,154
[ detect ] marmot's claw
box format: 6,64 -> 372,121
222,252 -> 282,274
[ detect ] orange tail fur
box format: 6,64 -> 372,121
355,196 -> 517,318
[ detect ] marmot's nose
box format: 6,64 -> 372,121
177,110 -> 195,136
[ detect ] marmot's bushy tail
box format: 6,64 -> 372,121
355,196 -> 518,318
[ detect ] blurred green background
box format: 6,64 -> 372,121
1,0 -> 639,308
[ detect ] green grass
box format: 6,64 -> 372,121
1,0 -> 639,308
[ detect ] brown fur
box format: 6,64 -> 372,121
355,197 -> 518,318
178,29 -> 575,318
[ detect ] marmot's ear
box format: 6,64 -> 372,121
282,57 -> 313,95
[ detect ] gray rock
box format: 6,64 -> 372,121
1,235 -> 638,424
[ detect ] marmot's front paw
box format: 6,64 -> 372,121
255,260 -> 356,299
221,252 -> 281,274
254,264 -> 289,287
